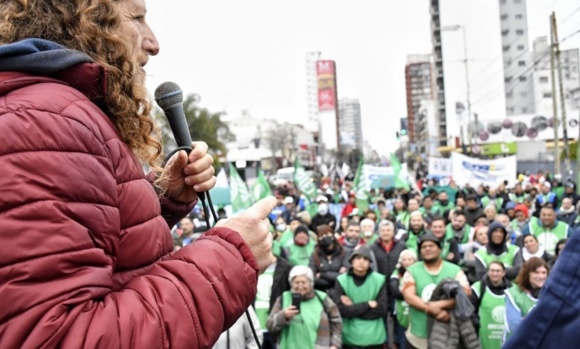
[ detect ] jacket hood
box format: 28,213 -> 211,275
0,39 -> 107,105
0,38 -> 93,75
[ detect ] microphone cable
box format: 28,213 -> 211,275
160,122 -> 263,349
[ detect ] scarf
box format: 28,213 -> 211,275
522,246 -> 545,261
559,206 -> 575,214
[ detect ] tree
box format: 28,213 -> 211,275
154,94 -> 235,168
263,124 -> 296,171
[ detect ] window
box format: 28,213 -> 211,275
518,60 -> 526,67
522,107 -> 527,113
519,76 -> 527,81
503,45 -> 510,52
501,14 -> 508,20
505,77 -> 512,83
517,45 -> 525,50
543,93 -> 552,98
506,91 -> 513,98
516,29 -> 524,35
502,29 -> 509,36
500,0 -> 506,4
539,76 -> 549,83
515,14 -> 523,19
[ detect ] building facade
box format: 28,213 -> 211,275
429,0 -> 448,147
405,54 -> 434,154
338,98 -> 363,151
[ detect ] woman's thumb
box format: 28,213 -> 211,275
164,150 -> 188,179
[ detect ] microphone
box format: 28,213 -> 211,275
154,82 -> 192,149
154,81 -> 205,200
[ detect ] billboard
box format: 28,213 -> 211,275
316,60 -> 337,111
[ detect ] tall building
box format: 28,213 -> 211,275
338,98 -> 363,151
429,0 -> 448,147
405,54 -> 434,154
499,0 -> 535,115
532,36 -> 580,117
305,52 -> 322,131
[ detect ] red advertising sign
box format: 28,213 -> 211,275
316,60 -> 336,111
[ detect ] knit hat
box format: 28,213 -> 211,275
294,224 -> 309,237
514,204 -> 529,218
349,245 -> 373,263
288,265 -> 314,285
418,233 -> 442,250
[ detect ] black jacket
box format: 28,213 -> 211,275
332,269 -> 388,320
309,247 -> 349,292
465,207 -> 484,226
310,213 -> 337,231
369,239 -> 406,282
269,257 -> 293,312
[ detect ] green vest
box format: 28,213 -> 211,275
280,290 -> 327,349
472,282 -> 505,349
255,266 -> 275,329
475,245 -> 519,268
508,193 -> 526,204
482,196 -> 504,212
445,223 -> 472,244
287,241 -> 316,266
405,230 -> 426,254
396,211 -> 410,227
439,237 -> 453,260
337,272 -> 387,346
272,239 -> 282,258
504,285 -> 538,342
392,270 -> 410,328
278,229 -> 295,247
407,261 -> 461,338
528,219 -> 569,254
434,201 -> 455,214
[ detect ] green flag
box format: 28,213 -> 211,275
228,163 -> 253,213
294,158 -> 317,201
353,156 -> 369,213
390,153 -> 410,190
252,168 -> 273,201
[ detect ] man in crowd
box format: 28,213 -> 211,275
523,206 -> 570,254
464,194 -> 484,226
339,221 -> 365,256
430,217 -> 460,264
446,211 -> 472,252
334,246 -> 389,349
402,212 -> 428,253
173,217 -> 198,248
419,196 -> 439,221
509,183 -> 527,204
434,191 -> 454,218
401,234 -> 470,349
536,182 -> 558,211
557,197 -> 577,227
283,224 -> 316,266
563,182 -> 580,206
360,218 -> 378,245
481,188 -> 504,213
281,196 -> 297,224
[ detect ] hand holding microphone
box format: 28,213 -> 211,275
155,82 -> 216,203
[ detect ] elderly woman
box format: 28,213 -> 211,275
504,257 -> 549,342
267,265 -> 342,349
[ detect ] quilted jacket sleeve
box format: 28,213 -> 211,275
0,88 -> 258,349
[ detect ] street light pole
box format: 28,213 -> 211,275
443,25 -> 472,155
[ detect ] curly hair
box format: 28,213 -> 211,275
0,0 -> 163,175
515,257 -> 549,292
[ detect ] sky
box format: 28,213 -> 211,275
144,0 -> 580,156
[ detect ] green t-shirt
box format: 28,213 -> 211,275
407,261 -> 461,338
280,290 -> 327,349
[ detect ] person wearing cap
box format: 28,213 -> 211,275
310,195 -> 337,233
510,204 -> 531,242
267,265 -> 342,349
505,202 -> 517,221
401,234 -> 470,349
508,183 -> 527,204
281,196 -> 297,224
563,181 -> 580,206
333,245 -> 388,349
522,206 -> 569,254
557,197 -> 577,227
535,181 -> 558,211
283,224 -> 316,267
475,222 -> 521,281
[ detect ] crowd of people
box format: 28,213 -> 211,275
173,171 -> 576,349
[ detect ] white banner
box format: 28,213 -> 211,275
362,164 -> 408,190
428,158 -> 453,177
451,153 -> 517,187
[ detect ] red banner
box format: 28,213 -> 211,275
316,60 -> 336,111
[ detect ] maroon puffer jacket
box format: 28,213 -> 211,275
0,64 -> 258,348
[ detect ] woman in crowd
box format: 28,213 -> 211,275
503,257 -> 549,342
284,224 -> 316,267
464,225 -> 489,283
514,234 -> 554,266
267,265 -> 343,349
549,238 -> 567,268
337,216 -> 350,235
470,261 -> 511,349
484,205 -> 498,223
310,225 -> 349,292
393,198 -> 410,227
389,249 -> 418,349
